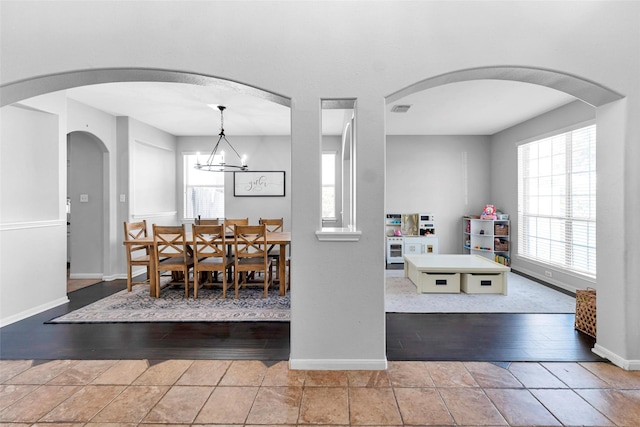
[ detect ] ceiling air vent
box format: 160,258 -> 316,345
391,104 -> 412,113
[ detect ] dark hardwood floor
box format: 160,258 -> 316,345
0,278 -> 602,362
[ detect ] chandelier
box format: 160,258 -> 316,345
195,105 -> 248,172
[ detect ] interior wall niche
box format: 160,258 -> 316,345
321,99 -> 356,231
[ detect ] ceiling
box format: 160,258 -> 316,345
65,79 -> 578,137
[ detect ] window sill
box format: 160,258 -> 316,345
315,227 -> 362,242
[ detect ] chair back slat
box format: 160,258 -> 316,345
224,217 -> 249,235
234,224 -> 268,258
193,224 -> 226,258
259,218 -> 283,233
259,218 -> 283,253
124,220 -> 148,251
195,217 -> 220,225
233,223 -> 272,298
152,224 -> 194,299
153,225 -> 188,259
125,221 -> 148,239
123,220 -> 150,291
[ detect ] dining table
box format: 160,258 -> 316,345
123,230 -> 291,298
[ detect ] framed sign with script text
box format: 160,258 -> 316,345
233,171 -> 286,197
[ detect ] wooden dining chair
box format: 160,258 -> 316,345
259,217 -> 284,281
195,216 -> 219,225
123,220 -> 151,292
153,224 -> 195,298
224,217 -> 249,235
259,217 -> 283,233
192,224 -> 234,299
234,224 -> 272,298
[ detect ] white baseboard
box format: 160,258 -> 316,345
68,273 -> 103,280
593,344 -> 640,370
68,273 -> 128,282
103,274 -> 126,281
511,266 -> 579,294
0,296 -> 69,327
289,358 -> 388,371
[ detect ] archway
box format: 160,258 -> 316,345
387,66 -> 623,108
67,130 -> 109,288
1,68 -> 291,108
0,68 -> 293,326
384,65 -> 626,363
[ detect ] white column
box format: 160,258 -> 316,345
289,94 -> 387,370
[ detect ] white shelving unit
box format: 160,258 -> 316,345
462,217 -> 510,265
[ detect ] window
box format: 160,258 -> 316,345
517,124 -> 596,277
184,154 -> 224,219
322,152 -> 336,219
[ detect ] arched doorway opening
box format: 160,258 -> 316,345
0,68 -> 292,325
384,65 -> 625,359
67,131 -> 109,291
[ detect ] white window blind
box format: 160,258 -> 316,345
184,154 -> 225,219
517,124 -> 596,277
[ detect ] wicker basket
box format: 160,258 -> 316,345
494,241 -> 509,251
575,288 -> 596,338
494,224 -> 509,236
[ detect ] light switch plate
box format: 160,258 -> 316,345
119,194 -> 126,202
80,194 -> 89,202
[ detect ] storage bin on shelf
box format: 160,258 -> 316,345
415,272 -> 460,293
461,273 -> 504,294
494,238 -> 509,251
494,224 -> 509,235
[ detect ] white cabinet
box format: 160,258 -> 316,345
404,236 -> 439,256
462,217 -> 510,265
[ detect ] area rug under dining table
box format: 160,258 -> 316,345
50,285 -> 291,323
49,271 -> 575,323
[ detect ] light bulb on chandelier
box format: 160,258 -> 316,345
195,105 -> 248,172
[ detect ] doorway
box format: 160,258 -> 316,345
67,131 -> 107,292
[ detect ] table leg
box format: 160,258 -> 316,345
279,243 -> 286,296
502,272 -> 508,296
149,249 -> 158,298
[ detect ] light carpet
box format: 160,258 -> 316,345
50,271 -> 575,323
385,270 -> 576,313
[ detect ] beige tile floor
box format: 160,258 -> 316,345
1,360 -> 640,426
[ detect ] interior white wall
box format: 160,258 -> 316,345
0,104 -> 68,325
491,100 -> 596,292
1,105 -> 59,221
386,135 -> 491,253
594,98 -> 637,369
1,0 -> 639,368
177,135 -> 292,227
126,117 -> 178,229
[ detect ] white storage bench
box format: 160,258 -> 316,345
404,254 -> 510,295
